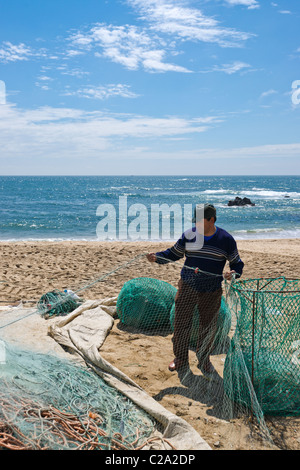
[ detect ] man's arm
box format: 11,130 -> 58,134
146,253 -> 157,262
225,237 -> 244,279
147,237 -> 185,264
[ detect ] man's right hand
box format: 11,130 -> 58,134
146,253 -> 157,262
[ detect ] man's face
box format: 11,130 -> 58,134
195,217 -> 215,234
203,217 -> 215,233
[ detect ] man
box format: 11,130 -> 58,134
147,203 -> 244,378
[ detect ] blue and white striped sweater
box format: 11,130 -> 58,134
155,226 -> 244,292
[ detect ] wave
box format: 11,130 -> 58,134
203,189 -> 230,194
0,236 -> 99,242
241,190 -> 300,198
232,227 -> 300,240
1,226 -> 300,243
202,189 -> 300,198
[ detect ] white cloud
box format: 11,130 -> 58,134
1,104 -> 298,175
212,61 -> 251,74
0,41 -> 34,63
139,49 -> 191,73
133,143 -> 300,160
65,49 -> 86,57
70,23 -> 192,73
67,1 -> 254,73
64,84 -> 139,100
35,83 -> 51,91
222,0 -> 260,9
195,143 -> 300,159
0,103 -> 219,159
35,74 -> 54,91
59,66 -> 90,78
260,89 -> 278,98
127,0 -> 254,45
37,75 -> 53,81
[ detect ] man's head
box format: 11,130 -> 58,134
192,203 -> 217,223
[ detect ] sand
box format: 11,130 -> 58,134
0,238 -> 300,450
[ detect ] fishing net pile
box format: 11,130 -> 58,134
115,258 -> 300,447
1,253 -> 300,450
0,343 -> 156,450
37,289 -> 83,319
116,277 -> 177,330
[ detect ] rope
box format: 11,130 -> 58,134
0,252 -> 229,330
154,254 -> 225,278
0,254 -> 145,330
0,346 -> 159,450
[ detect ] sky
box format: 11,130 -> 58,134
0,0 -> 299,175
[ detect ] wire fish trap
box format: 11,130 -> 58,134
224,277 -> 300,416
37,289 -> 83,319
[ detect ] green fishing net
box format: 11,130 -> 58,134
116,277 -> 177,330
115,271 -> 300,426
169,295 -> 231,349
37,289 -> 82,318
2,252 -> 300,451
0,343 -> 156,450
224,277 -> 300,416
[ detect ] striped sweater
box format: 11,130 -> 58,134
155,226 -> 244,292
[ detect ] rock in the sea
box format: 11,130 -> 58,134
228,196 -> 255,207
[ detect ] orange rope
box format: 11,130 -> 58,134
0,397 -> 175,451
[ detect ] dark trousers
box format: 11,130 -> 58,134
173,279 -> 222,364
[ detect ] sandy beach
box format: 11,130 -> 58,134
0,238 -> 300,450
1,238 -> 300,304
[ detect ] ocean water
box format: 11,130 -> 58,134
0,175 -> 299,242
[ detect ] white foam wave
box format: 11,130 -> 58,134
232,227 -> 300,240
203,189 -> 229,194
1,226 -> 300,243
241,190 -> 300,198
203,188 -> 300,198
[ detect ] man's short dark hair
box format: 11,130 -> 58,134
193,203 -> 217,223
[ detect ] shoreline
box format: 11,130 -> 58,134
0,235 -> 299,245
0,232 -> 300,243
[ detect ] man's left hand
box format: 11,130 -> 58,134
224,270 -> 236,280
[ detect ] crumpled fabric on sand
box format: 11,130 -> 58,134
48,298 -> 211,451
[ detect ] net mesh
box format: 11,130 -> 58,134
111,258 -> 300,448
116,277 -> 177,331
170,294 -> 232,349
37,289 -> 83,319
224,277 -> 300,417
1,253 -> 300,450
0,343 -> 156,450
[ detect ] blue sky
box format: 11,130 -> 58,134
0,0 -> 299,175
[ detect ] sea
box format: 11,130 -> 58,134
0,175 -> 300,242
